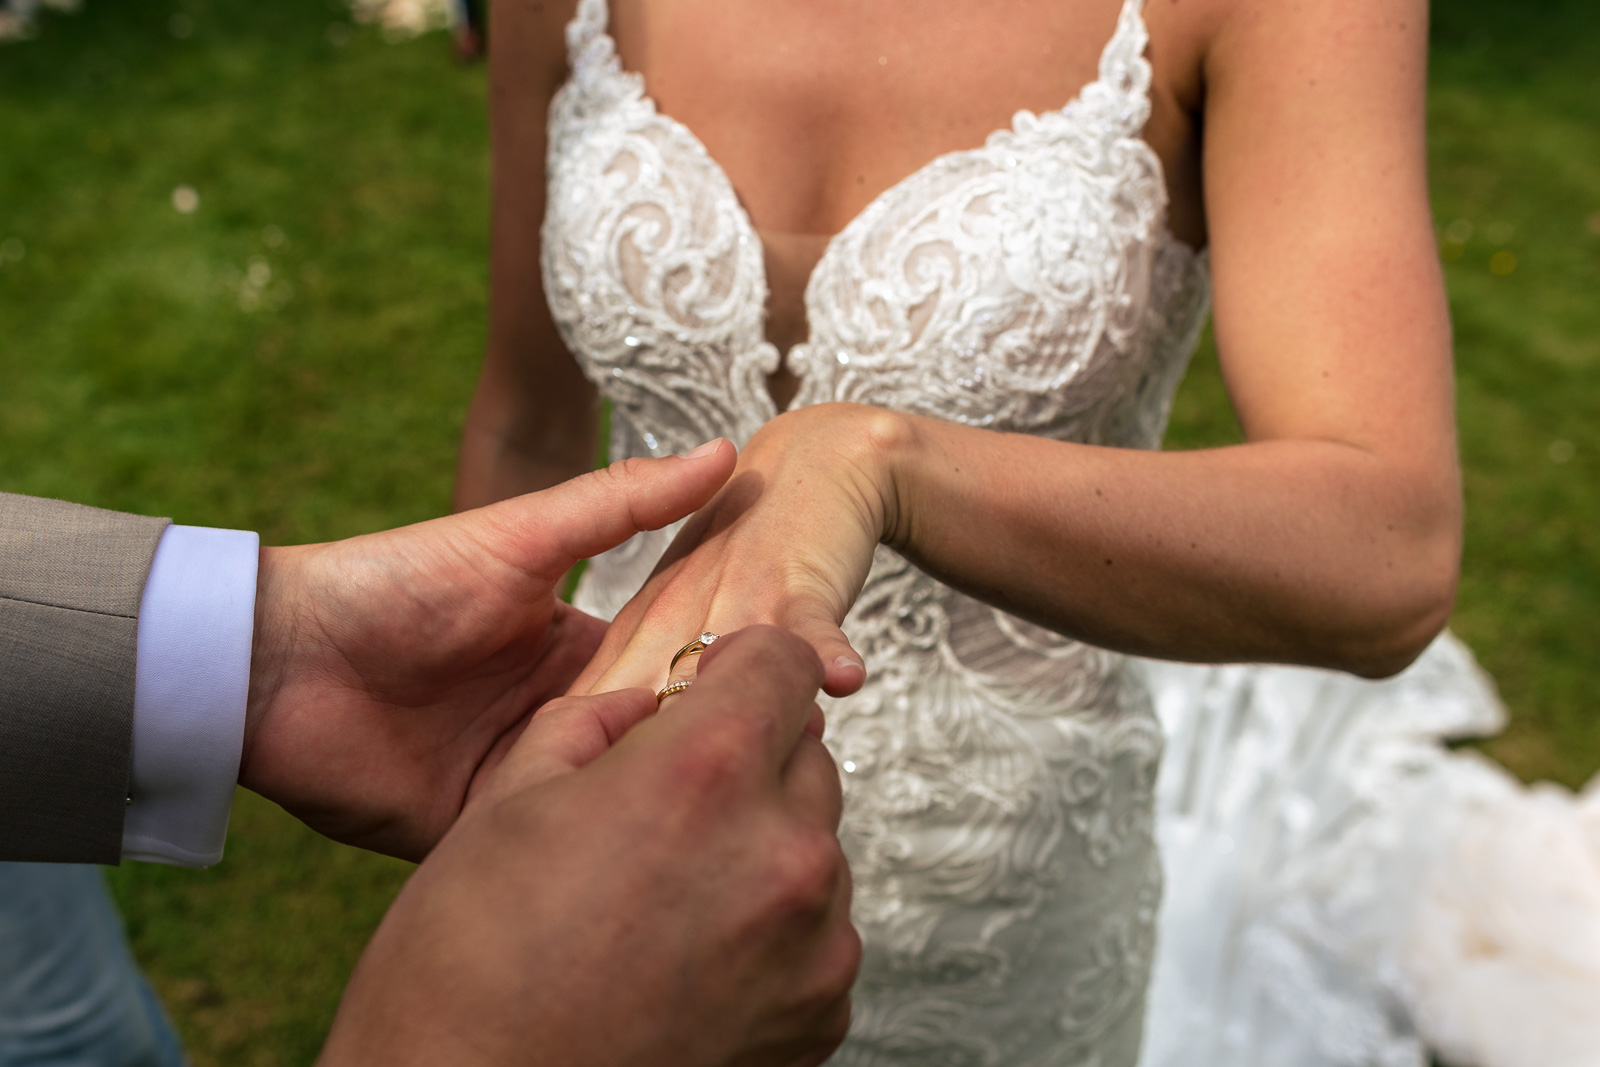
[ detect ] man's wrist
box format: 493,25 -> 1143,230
242,544 -> 294,790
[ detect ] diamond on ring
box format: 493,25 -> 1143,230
669,631 -> 720,672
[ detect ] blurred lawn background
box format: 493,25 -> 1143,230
1,0 -> 1596,1063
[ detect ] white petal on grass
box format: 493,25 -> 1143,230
171,186 -> 200,214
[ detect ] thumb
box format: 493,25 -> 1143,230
780,600 -> 868,698
478,688 -> 658,803
481,440 -> 737,580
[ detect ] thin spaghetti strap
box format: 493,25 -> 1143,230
564,0 -> 611,69
1086,0 -> 1154,136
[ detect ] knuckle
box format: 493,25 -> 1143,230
668,719 -> 755,794
791,1008 -> 852,1067
819,993 -> 855,1054
600,456 -> 656,517
530,693 -> 581,719
793,942 -> 856,1064
770,827 -> 844,917
607,455 -> 654,483
824,921 -> 864,997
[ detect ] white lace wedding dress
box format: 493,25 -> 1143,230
1141,639 -> 1600,1067
538,0 -> 1600,1063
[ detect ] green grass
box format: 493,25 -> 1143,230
2,2 -> 486,1062
2,0 -> 1598,1063
1422,1 -> 1600,786
0,0 -> 487,541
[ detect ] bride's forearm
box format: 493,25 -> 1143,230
454,416 -> 597,512
879,413 -> 1461,678
454,361 -> 600,512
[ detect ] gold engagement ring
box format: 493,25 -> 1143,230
656,632 -> 720,703
669,631 -> 720,671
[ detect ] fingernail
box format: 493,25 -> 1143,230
833,654 -> 864,674
681,439 -> 721,460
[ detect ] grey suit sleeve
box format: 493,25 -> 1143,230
0,493 -> 170,864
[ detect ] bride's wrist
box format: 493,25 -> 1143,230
820,403 -> 917,547
872,411 -> 956,557
870,411 -> 916,548
752,401 -> 916,547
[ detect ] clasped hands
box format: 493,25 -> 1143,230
240,409 -> 896,1066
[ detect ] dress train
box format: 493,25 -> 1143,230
1140,633 -> 1600,1067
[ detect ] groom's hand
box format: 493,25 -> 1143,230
238,441 -> 737,860
321,627 -> 859,1067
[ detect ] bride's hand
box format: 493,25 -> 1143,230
572,403 -> 909,700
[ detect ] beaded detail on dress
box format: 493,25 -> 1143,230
542,0 -> 1211,1061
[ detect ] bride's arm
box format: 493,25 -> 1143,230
901,0 -> 1457,676
575,0 -> 1458,694
888,431 -> 1456,680
921,0 -> 1455,668
904,0 -> 1457,678
454,0 -> 598,512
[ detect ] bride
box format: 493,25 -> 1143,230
449,0 -> 1584,1063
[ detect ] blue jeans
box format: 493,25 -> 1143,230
0,863 -> 185,1067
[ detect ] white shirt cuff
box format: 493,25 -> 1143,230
123,525 -> 259,867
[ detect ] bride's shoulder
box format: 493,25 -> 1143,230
1169,0 -> 1430,83
1142,0 -> 1430,133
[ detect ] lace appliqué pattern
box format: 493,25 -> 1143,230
543,0 -> 1211,1062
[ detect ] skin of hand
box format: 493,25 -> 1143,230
318,626 -> 860,1067
570,404 -> 896,700
239,440 -> 737,861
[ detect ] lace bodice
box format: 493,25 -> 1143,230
544,0 -> 1211,1061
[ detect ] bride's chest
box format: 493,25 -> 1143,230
540,1 -> 1205,449
603,0 -> 1126,236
